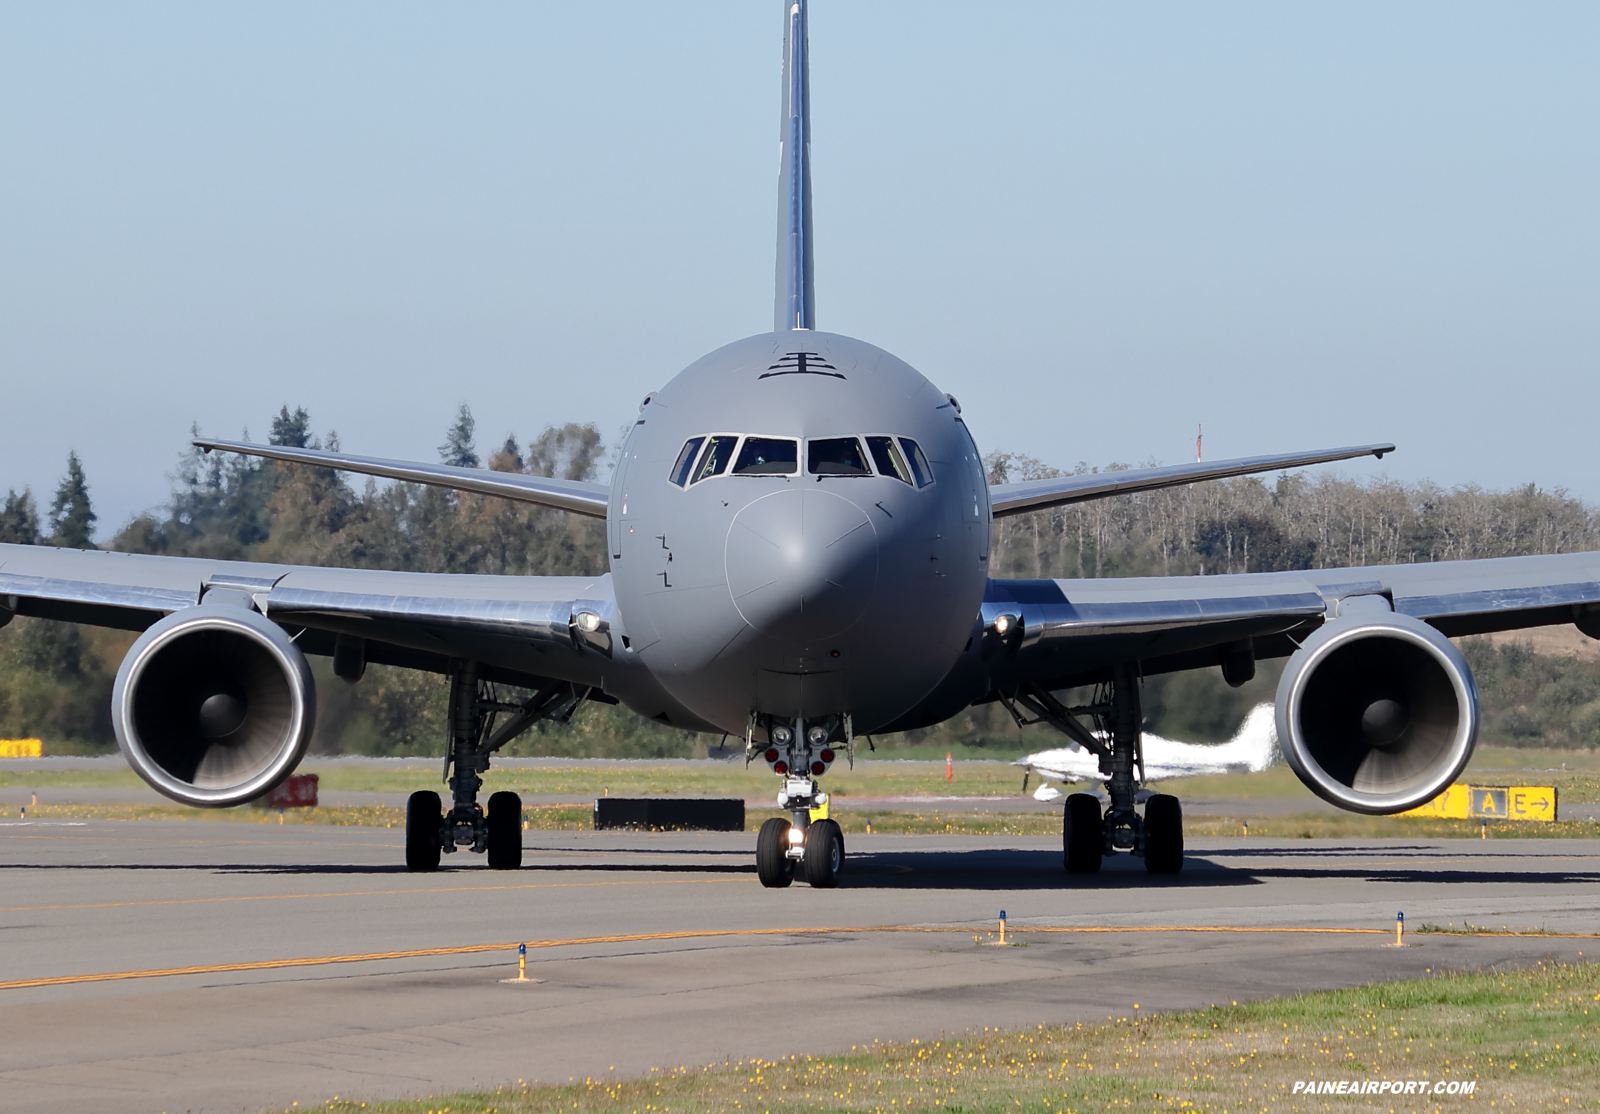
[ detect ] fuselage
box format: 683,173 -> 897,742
608,331 -> 990,736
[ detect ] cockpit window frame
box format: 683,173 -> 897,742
730,435 -> 800,476
897,437 -> 935,488
806,436 -> 873,478
864,435 -> 913,485
669,436 -> 706,487
672,432 -> 933,487
689,434 -> 740,484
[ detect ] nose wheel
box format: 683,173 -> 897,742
803,819 -> 844,888
756,817 -> 795,887
755,814 -> 845,889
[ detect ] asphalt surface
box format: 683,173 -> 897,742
0,822 -> 1598,1113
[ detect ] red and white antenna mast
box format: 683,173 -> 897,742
1196,424 -> 1203,462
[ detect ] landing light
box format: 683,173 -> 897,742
575,611 -> 602,633
993,613 -> 1018,636
788,827 -> 805,844
807,726 -> 827,745
771,725 -> 793,745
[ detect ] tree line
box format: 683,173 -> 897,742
3,408 -> 1599,755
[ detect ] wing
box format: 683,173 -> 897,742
192,439 -> 611,518
0,543 -> 618,692
988,444 -> 1393,519
980,549 -> 1600,692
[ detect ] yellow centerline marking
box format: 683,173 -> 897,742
0,874 -> 745,914
6,922 -> 1596,992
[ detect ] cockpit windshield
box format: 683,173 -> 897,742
670,434 -> 933,487
808,437 -> 870,476
691,435 -> 738,483
732,438 -> 798,475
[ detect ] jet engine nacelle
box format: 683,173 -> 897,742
112,605 -> 316,807
1275,608 -> 1477,814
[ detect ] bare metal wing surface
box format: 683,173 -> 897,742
987,444 -> 1394,518
191,438 -> 611,518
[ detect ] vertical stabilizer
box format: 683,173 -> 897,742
775,0 -> 814,332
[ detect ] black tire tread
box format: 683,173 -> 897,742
486,790 -> 523,870
1064,793 -> 1102,874
1144,793 -> 1184,874
406,790 -> 442,872
803,819 -> 844,888
756,817 -> 794,888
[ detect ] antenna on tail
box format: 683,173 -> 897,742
775,0 -> 814,332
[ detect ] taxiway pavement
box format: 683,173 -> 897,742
0,822 -> 1597,1113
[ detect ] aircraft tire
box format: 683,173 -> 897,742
803,819 -> 844,888
406,790 -> 442,872
756,817 -> 795,888
486,791 -> 523,870
1064,793 -> 1102,874
1144,794 -> 1184,874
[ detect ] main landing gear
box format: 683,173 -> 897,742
405,661 -> 591,871
1003,663 -> 1184,876
750,714 -> 849,888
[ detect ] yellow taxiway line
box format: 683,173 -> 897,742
6,922 -> 1597,993
0,874 -> 744,915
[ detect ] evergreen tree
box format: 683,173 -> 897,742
439,404 -> 479,468
270,405 -> 312,448
48,452 -> 96,549
0,489 -> 40,544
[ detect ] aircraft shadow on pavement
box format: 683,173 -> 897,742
834,845 -> 1600,891
831,847 -> 1260,890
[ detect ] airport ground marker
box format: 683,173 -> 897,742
7,921 -> 1599,993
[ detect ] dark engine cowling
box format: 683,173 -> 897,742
112,605 -> 316,807
1275,609 -> 1478,814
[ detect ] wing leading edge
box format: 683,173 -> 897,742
193,439 -> 611,518
0,543 -> 618,692
988,443 -> 1394,519
980,550 -> 1600,694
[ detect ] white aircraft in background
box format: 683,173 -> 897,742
1018,704 -> 1278,800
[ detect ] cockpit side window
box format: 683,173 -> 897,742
691,435 -> 739,483
669,437 -> 705,487
898,437 -> 935,488
732,437 -> 798,475
808,437 -> 871,476
865,436 -> 912,484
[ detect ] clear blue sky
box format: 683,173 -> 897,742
2,2 -> 1596,537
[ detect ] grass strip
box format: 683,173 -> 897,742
7,751 -> 1600,803
299,959 -> 1600,1113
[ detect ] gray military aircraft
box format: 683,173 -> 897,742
2,0 -> 1596,886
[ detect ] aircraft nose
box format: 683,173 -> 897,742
725,488 -> 878,641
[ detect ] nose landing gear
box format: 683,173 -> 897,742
751,714 -> 850,888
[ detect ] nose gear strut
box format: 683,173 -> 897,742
750,713 -> 848,888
